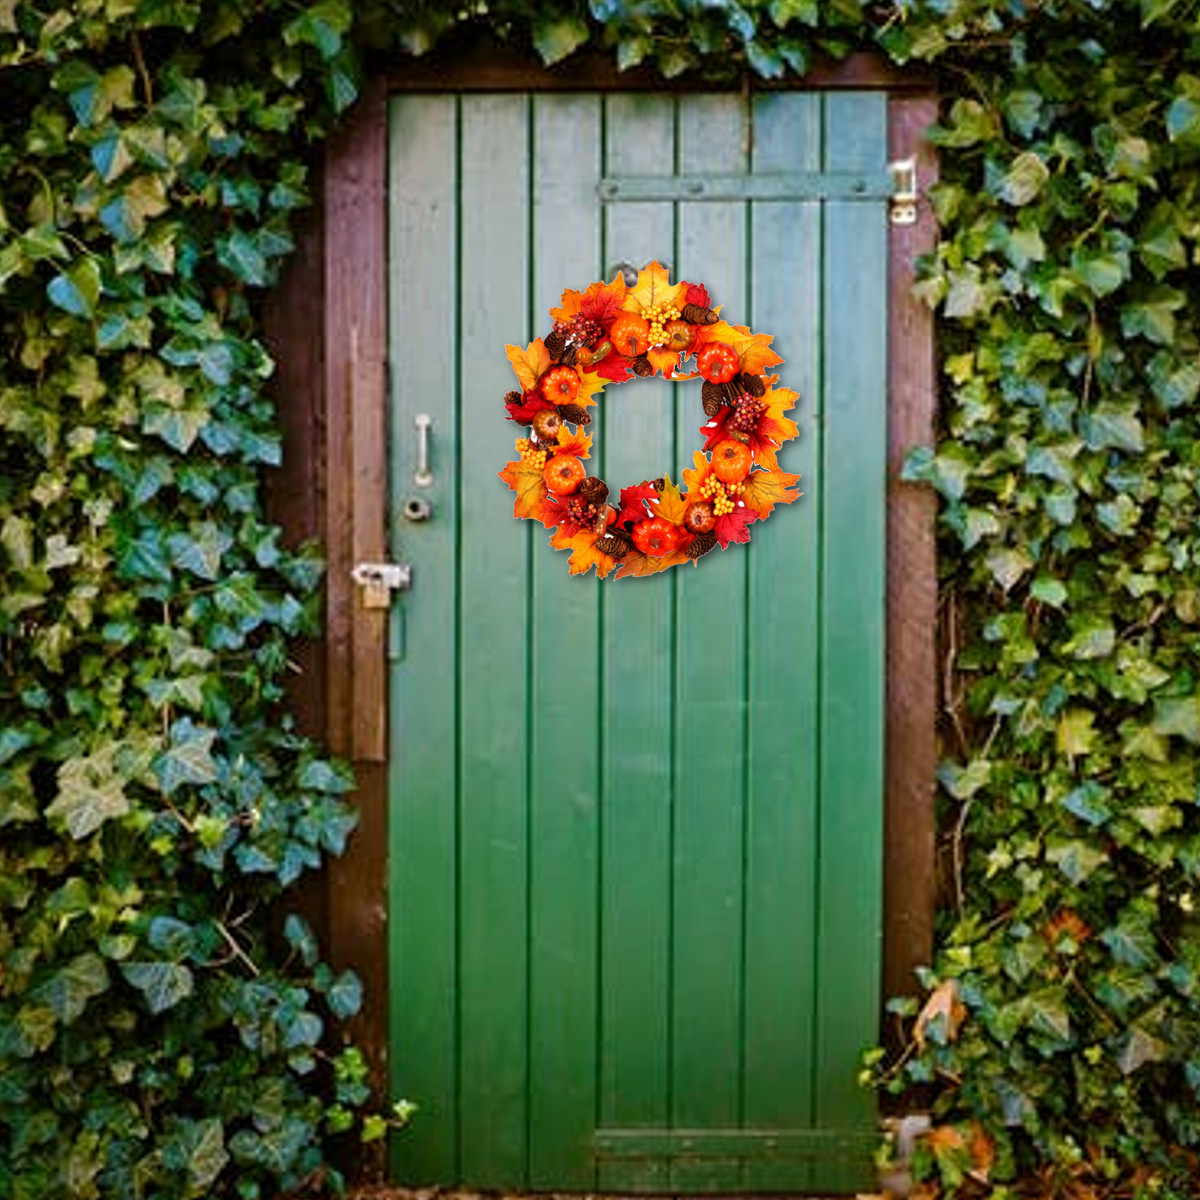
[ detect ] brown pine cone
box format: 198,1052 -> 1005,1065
557,402 -> 592,426
686,531 -> 717,560
702,380 -> 726,418
544,328 -> 567,359
559,344 -> 579,368
651,477 -> 666,492
579,476 -> 609,506
504,390 -> 522,408
737,372 -> 766,396
595,534 -> 632,559
632,354 -> 654,377
681,303 -> 718,325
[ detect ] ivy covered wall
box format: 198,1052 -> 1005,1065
4,0 -> 1200,1196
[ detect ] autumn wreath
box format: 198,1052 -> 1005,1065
499,262 -> 800,579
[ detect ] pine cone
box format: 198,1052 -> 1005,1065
579,476 -> 609,507
681,303 -> 718,325
686,531 -> 717,560
632,354 -> 654,377
702,380 -> 726,418
504,390 -> 522,408
737,372 -> 765,397
557,402 -> 591,426
545,328 -> 567,359
559,344 -> 579,368
651,477 -> 666,492
595,533 -> 632,559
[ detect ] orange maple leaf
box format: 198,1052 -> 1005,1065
615,545 -> 690,580
621,260 -> 687,316
751,379 -> 800,471
498,459 -> 560,527
549,525 -> 619,579
740,468 -> 801,518
550,274 -> 627,325
506,339 -> 552,392
652,475 -> 689,525
646,345 -> 683,377
553,426 -> 592,459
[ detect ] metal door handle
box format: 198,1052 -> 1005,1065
414,413 -> 433,487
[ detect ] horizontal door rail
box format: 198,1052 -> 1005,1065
597,170 -> 892,203
593,1127 -> 882,1163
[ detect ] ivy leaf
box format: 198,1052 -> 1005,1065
33,953 -> 108,1024
998,151 -> 1049,206
533,14 -> 590,64
1120,288 -> 1185,345
283,0 -> 352,59
1047,838 -> 1109,884
1056,708 -> 1097,758
47,258 -> 102,318
1152,695 -> 1200,743
1081,402 -> 1144,452
217,229 -> 270,287
46,745 -> 130,838
153,719 -> 218,795
121,961 -> 195,1014
326,970 -> 363,1019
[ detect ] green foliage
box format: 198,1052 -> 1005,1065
0,2 -> 385,1197
7,0 -> 1200,1195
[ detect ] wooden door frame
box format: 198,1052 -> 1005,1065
263,47 -> 939,1112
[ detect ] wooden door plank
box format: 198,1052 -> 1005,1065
387,93 -> 461,1186
814,90 -> 888,1190
528,92 -> 603,1193
670,92 -> 750,1196
457,93 -> 533,1189
597,91 -> 676,1196
742,89 -> 823,1195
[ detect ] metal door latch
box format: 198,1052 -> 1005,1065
889,157 -> 918,226
352,561 -> 413,609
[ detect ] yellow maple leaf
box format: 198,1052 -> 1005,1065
574,369 -> 606,408
498,459 -> 560,527
549,274 -> 627,325
549,525 -> 618,579
621,260 -> 687,316
506,339 -> 552,391
652,474 -> 689,525
740,468 -> 801,518
682,449 -> 714,497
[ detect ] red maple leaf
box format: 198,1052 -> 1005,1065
700,407 -> 733,450
506,389 -> 555,424
683,281 -> 710,307
595,353 -> 635,383
581,289 -> 627,327
713,504 -> 759,550
616,482 -> 658,531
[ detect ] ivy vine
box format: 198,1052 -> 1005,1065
5,0 -> 1200,1196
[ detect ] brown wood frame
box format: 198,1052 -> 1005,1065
264,49 -> 938,1126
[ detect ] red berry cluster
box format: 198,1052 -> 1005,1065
566,495 -> 601,527
729,392 -> 765,434
553,313 -> 603,347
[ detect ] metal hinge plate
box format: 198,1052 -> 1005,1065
352,561 -> 413,609
888,157 -> 918,226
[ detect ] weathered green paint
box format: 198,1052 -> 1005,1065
387,88 -> 887,1194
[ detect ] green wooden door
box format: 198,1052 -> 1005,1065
386,88 -> 887,1194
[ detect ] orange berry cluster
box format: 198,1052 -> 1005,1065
699,473 -> 736,516
645,302 -> 681,348
515,437 -> 548,469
